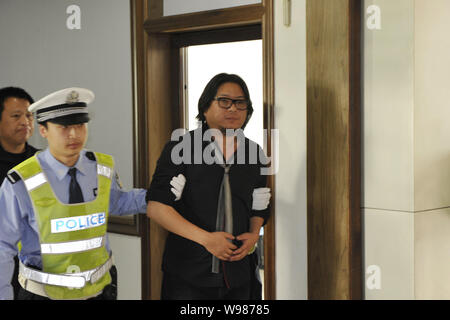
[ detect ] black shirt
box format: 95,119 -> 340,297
0,143 -> 38,186
147,124 -> 270,288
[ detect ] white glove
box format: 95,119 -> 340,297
170,174 -> 186,201
252,187 -> 271,210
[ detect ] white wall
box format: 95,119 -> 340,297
363,0 -> 450,300
0,0 -> 135,188
363,0 -> 415,299
274,0 -> 307,299
164,0 -> 261,16
108,233 -> 142,300
413,0 -> 450,299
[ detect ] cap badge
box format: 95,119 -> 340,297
66,91 -> 79,103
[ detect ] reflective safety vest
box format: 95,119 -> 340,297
11,152 -> 114,300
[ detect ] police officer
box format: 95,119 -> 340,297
0,87 -> 184,300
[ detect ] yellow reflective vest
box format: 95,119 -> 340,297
12,152 -> 114,300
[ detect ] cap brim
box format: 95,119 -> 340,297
44,113 -> 90,126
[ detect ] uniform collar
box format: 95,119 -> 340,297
42,148 -> 89,181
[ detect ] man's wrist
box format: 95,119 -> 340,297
196,229 -> 211,248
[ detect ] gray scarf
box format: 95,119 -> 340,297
211,163 -> 233,273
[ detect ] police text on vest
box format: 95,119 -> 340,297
51,212 -> 106,233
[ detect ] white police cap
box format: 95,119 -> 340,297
29,87 -> 94,125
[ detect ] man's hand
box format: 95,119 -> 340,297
229,216 -> 264,262
170,174 -> 186,201
229,232 -> 259,262
203,232 -> 237,261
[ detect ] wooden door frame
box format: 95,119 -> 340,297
139,1 -> 276,300
306,0 -> 362,299
129,0 -> 151,299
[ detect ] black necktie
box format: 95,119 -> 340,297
68,168 -> 84,204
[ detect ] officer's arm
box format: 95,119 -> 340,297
108,171 -> 147,216
0,180 -> 22,300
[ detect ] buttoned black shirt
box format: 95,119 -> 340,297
147,124 -> 270,288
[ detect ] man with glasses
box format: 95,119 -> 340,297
147,73 -> 271,300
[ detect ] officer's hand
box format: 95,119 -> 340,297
203,232 -> 237,261
229,232 -> 259,262
252,187 -> 271,210
170,174 -> 186,201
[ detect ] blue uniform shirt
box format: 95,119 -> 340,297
0,148 -> 147,299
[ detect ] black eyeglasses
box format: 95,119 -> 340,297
213,97 -> 249,111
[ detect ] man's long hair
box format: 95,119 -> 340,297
196,73 -> 254,129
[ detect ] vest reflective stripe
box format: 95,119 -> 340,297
97,164 -> 112,179
24,167 -> 112,190
41,235 -> 105,254
24,166 -> 112,190
19,256 -> 113,289
20,261 -> 86,288
24,172 -> 47,191
87,255 -> 114,284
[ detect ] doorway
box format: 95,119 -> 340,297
184,40 -> 263,145
183,39 -> 265,296
143,2 -> 275,300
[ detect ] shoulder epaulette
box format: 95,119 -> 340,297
6,171 -> 21,184
85,151 -> 96,161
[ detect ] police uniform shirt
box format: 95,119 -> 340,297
0,148 -> 147,300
